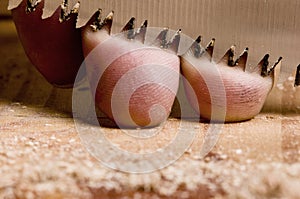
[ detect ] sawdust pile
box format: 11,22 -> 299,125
1,101 -> 300,199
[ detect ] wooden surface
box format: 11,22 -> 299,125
1,18 -> 300,199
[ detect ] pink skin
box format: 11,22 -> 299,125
11,0 -> 84,87
82,23 -> 180,128
181,57 -> 273,122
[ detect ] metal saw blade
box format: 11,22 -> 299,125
7,0 -> 105,28
6,0 -> 300,92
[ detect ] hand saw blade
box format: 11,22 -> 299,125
7,0 -> 105,28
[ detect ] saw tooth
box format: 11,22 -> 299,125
71,1 -> 80,14
122,17 -> 135,31
25,0 -> 41,13
235,47 -> 249,71
59,0 -> 71,22
104,11 -> 114,34
191,35 -> 202,58
205,38 -> 215,61
295,64 -> 300,87
256,55 -> 281,79
153,28 -> 181,52
135,20 -> 148,44
186,36 -> 214,60
90,9 -> 114,34
122,17 -> 136,39
268,56 -> 282,76
154,27 -> 169,49
90,9 -> 102,31
219,45 -> 236,66
59,0 -> 68,22
167,29 -> 181,53
267,56 -> 282,88
59,1 -> 80,23
195,35 -> 202,43
257,54 -> 270,77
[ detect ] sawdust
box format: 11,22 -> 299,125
1,100 -> 300,199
